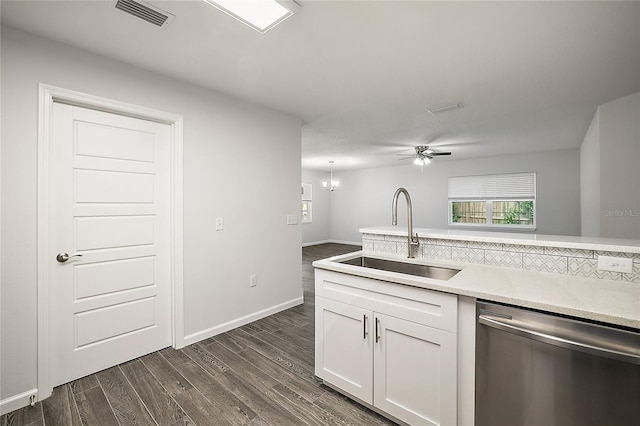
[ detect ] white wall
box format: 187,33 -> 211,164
329,149 -> 581,243
599,92 -> 640,239
580,92 -> 640,238
580,111 -> 601,236
1,26 -> 302,405
301,169 -> 332,245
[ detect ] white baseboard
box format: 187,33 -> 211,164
0,388 -> 38,416
182,297 -> 304,347
329,239 -> 362,246
302,239 -> 332,247
302,239 -> 361,247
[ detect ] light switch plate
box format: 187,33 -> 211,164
215,217 -> 224,231
597,255 -> 632,273
287,214 -> 298,225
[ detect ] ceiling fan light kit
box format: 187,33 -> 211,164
413,156 -> 431,166
398,145 -> 452,167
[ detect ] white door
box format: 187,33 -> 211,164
373,313 -> 457,426
315,297 -> 373,404
50,103 -> 172,386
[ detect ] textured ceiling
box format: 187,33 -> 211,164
2,0 -> 639,171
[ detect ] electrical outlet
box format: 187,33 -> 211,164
287,214 -> 298,225
249,274 -> 257,287
215,217 -> 224,231
597,255 -> 632,273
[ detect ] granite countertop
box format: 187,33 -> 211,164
313,250 -> 640,329
360,226 -> 640,254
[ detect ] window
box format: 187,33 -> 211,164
301,201 -> 312,223
451,201 -> 487,224
448,173 -> 536,230
301,183 -> 312,223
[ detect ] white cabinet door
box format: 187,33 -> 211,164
315,297 -> 373,404
374,313 -> 457,426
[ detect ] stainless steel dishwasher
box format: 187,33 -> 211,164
476,300 -> 640,426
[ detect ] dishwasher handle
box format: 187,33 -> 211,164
479,314 -> 640,365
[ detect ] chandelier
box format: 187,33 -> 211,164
322,161 -> 340,191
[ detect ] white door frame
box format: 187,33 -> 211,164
37,84 -> 184,401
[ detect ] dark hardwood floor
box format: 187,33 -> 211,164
1,244 -> 397,426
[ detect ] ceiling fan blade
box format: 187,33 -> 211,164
430,152 -> 452,156
394,146 -> 418,154
398,157 -> 415,161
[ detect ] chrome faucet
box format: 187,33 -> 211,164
392,188 -> 420,258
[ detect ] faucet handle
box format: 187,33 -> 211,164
411,233 -> 420,245
409,235 -> 420,258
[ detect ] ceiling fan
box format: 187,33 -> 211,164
397,145 -> 452,166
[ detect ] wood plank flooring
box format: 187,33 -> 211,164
2,244 -> 398,426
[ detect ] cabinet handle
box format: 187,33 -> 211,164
375,317 -> 380,343
363,315 -> 368,339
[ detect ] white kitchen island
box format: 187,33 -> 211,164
313,228 -> 640,426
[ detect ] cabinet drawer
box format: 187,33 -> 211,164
316,269 -> 458,333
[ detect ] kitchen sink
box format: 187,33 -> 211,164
339,256 -> 460,280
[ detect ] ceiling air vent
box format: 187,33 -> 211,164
114,0 -> 175,29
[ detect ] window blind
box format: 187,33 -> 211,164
448,172 -> 536,200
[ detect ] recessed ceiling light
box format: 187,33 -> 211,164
203,0 -> 300,34
426,103 -> 464,116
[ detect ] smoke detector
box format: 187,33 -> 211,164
426,103 -> 464,116
114,0 -> 175,29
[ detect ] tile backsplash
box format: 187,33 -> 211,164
363,233 -> 640,283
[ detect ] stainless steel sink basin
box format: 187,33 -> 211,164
339,256 -> 460,280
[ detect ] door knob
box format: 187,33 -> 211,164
56,252 -> 83,263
